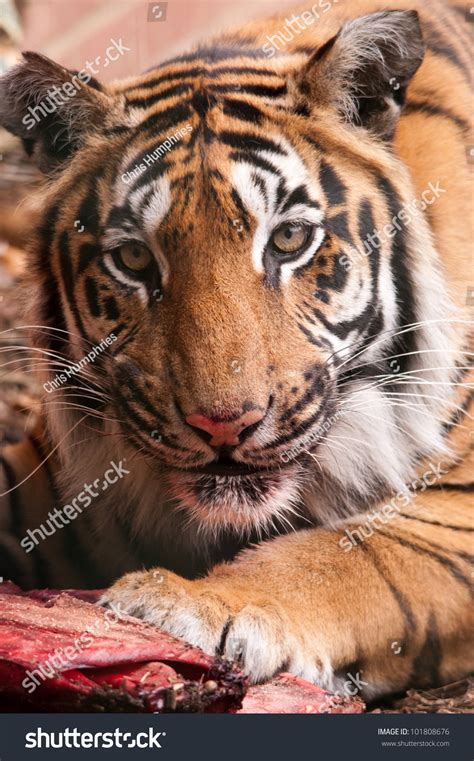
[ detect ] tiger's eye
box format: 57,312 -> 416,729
271,223 -> 309,254
116,242 -> 152,273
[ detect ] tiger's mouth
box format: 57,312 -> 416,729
186,456 -> 276,477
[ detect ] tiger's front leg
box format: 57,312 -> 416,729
102,498 -> 473,699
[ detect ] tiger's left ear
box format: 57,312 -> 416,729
0,51 -> 122,172
294,10 -> 424,140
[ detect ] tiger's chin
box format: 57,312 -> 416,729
164,465 -> 303,536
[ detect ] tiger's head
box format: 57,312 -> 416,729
0,11 -> 460,541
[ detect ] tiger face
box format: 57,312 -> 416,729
0,10 -> 458,540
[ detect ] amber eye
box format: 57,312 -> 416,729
270,222 -> 311,256
114,242 -> 153,274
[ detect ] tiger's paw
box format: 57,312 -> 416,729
100,568 -> 310,684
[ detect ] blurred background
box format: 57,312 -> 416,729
18,0 -> 292,76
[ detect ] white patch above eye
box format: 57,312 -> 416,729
231,135 -> 324,279
109,175 -> 171,286
138,177 -> 171,283
103,252 -> 148,305
135,176 -> 171,233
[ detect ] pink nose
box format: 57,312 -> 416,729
186,409 -> 265,447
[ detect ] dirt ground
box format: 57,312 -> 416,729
0,144 -> 471,715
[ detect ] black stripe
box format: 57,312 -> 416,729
230,188 -> 251,232
252,173 -> 268,210
280,367 -> 325,423
190,90 -> 217,118
408,534 -> 474,566
36,203 -> 68,356
216,617 -> 233,656
123,135 -> 175,175
423,20 -> 472,81
326,212 -> 354,246
410,610 -> 442,687
210,83 -> 287,99
425,482 -> 474,493
403,101 -> 469,132
319,160 -> 347,206
104,296 -> 120,321
261,384 -> 333,450
76,177 -> 101,238
58,230 -> 89,342
138,101 -> 193,138
162,47 -> 269,65
222,98 -> 264,125
314,198 -> 380,341
399,513 -> 474,531
133,65 -> 283,93
360,543 -> 417,632
275,178 -> 288,209
279,185 -> 315,214
220,131 -> 285,155
85,276 -> 102,318
376,176 -> 417,373
115,368 -> 169,426
316,251 -> 348,292
78,243 -> 99,275
297,321 -> 327,347
106,204 -> 140,230
126,156 -> 170,192
105,125 -> 130,138
131,67 -> 206,90
114,389 -> 188,454
125,82 -> 192,108
207,66 -> 282,78
313,290 -> 329,304
378,530 -> 473,594
229,150 -> 281,177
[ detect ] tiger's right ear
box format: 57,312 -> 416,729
0,51 -> 121,173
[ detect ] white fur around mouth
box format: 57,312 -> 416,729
164,465 -> 304,536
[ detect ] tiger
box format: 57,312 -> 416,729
0,0 -> 472,702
